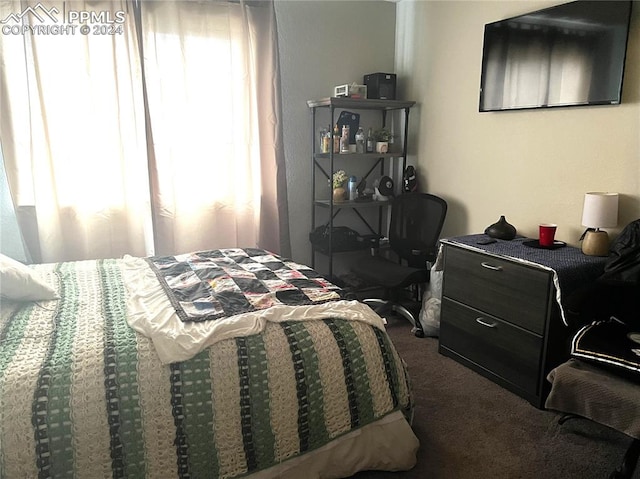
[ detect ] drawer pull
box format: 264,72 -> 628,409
480,262 -> 503,272
476,317 -> 497,328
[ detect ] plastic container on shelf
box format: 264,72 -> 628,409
340,125 -> 350,153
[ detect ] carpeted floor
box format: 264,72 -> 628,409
351,317 -> 639,479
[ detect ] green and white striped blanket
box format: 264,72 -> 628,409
0,258 -> 412,478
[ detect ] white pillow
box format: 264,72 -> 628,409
0,254 -> 58,301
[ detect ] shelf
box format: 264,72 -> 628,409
312,243 -> 370,255
314,199 -> 391,209
314,152 -> 402,160
308,96 -> 415,277
307,97 -> 416,111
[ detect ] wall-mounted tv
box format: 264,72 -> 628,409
479,1 -> 633,112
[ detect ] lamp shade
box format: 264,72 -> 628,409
581,192 -> 619,229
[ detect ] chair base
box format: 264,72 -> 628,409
363,298 -> 425,338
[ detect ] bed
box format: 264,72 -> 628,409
0,248 -> 418,479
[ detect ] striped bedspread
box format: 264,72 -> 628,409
0,258 -> 413,478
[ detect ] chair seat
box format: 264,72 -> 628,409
353,255 -> 428,289
348,192 -> 447,338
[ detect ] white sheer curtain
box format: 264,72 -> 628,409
0,0 -> 289,263
0,0 -> 153,262
140,0 -> 288,255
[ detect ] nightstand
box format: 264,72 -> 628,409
438,234 -> 607,408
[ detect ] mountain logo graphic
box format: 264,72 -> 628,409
1,3 -> 59,24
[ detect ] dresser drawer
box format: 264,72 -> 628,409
440,298 -> 543,396
443,246 -> 551,334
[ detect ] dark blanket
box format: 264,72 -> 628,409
601,218 -> 640,284
546,359 -> 640,440
146,248 -> 347,322
571,318 -> 640,382
564,219 -> 640,328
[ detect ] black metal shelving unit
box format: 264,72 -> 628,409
307,97 -> 416,279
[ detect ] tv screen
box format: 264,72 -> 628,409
479,1 -> 633,112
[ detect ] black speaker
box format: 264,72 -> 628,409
363,73 -> 397,100
377,176 -> 394,196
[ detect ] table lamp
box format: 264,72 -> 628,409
581,192 -> 618,256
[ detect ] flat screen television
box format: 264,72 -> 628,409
479,1 -> 633,112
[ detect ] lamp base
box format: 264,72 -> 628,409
581,230 -> 609,256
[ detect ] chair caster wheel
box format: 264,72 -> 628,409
414,329 -> 425,338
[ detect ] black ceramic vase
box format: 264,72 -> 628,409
484,215 -> 517,240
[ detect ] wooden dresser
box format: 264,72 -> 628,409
438,235 -> 607,408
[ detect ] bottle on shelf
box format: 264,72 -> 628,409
333,124 -> 340,153
340,125 -> 350,153
320,127 -> 330,153
348,176 -> 357,201
355,127 -> 365,153
366,127 -> 374,153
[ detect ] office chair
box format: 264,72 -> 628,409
353,192 -> 447,337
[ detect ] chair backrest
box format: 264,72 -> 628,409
389,192 -> 448,268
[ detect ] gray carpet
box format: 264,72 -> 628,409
351,317 -> 639,479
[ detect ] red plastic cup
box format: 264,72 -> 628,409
539,224 -> 557,247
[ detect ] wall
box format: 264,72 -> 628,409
275,0 -> 397,266
396,0 -> 640,247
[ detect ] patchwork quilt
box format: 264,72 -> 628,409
146,248 -> 347,323
0,257 -> 412,479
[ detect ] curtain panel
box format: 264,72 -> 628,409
0,0 -> 289,263
0,0 -> 152,263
